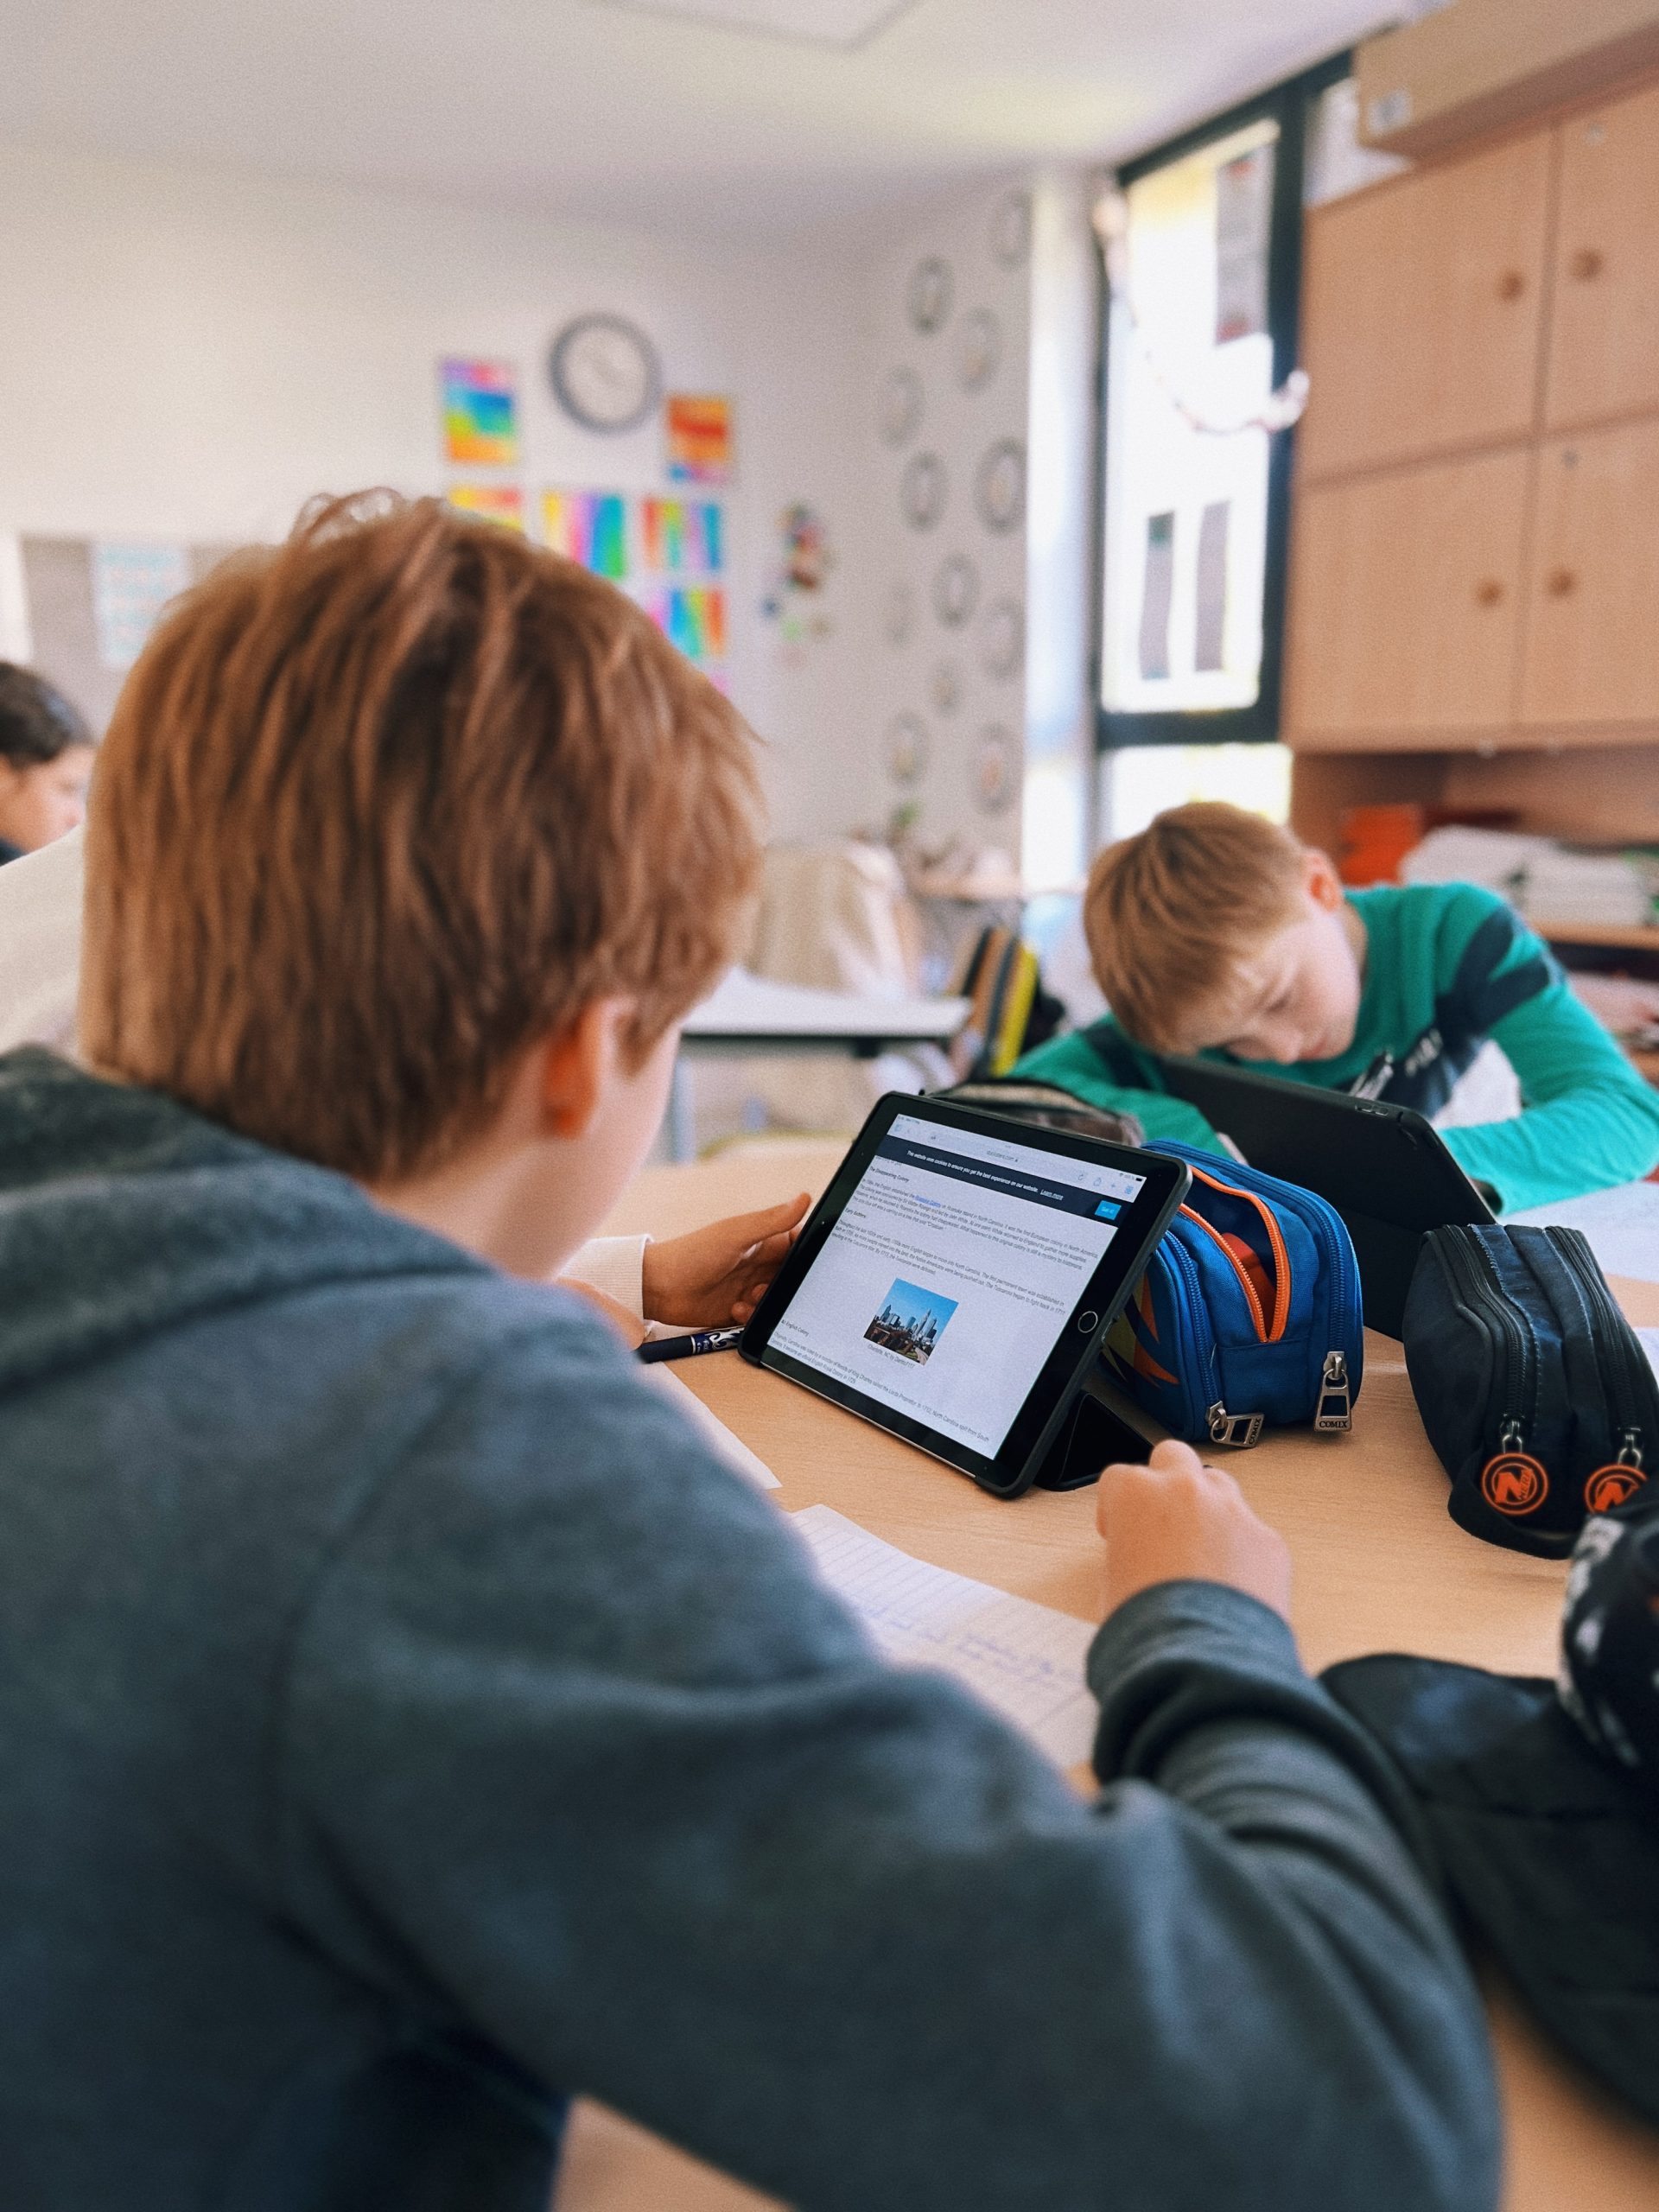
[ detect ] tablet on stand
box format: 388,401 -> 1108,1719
741,1095 -> 1189,1500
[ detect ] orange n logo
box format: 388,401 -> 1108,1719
1481,1451 -> 1548,1516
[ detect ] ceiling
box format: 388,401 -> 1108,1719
0,0 -> 1392,238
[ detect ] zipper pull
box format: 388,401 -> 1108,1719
1207,1402 -> 1264,1449
1313,1350 -> 1351,1433
1584,1427 -> 1648,1516
1481,1419 -> 1550,1518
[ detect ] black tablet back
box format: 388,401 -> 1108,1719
1152,1056 -> 1496,1337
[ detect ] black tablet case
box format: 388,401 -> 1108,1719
1152,1056 -> 1496,1338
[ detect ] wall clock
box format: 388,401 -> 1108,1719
901,451 -> 948,531
980,595 -> 1024,680
549,313 -> 662,433
955,308 -> 1001,393
931,553 -> 978,628
878,365 -> 925,448
975,438 -> 1026,534
907,256 -> 954,335
886,712 -> 930,787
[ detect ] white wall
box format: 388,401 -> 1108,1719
0,141 -> 874,843
855,178 -> 1034,863
1023,166 -> 1100,891
0,141 -> 1100,861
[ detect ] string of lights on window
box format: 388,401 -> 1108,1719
1090,187 -> 1310,439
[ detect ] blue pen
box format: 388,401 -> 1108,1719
637,1325 -> 745,1365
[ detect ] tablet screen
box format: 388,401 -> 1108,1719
762,1109 -> 1152,1464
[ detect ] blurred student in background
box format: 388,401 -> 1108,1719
0,664 -> 95,865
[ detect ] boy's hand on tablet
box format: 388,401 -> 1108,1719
1097,1440 -> 1291,1623
642,1193 -> 811,1329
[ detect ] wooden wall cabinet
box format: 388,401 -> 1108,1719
1546,79 -> 1659,429
1287,66 -> 1659,842
1522,420 -> 1659,725
1289,449 -> 1530,742
1298,131 -> 1553,480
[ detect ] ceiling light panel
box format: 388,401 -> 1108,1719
590,0 -> 915,51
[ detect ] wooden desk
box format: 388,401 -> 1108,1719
556,1146 -> 1659,2212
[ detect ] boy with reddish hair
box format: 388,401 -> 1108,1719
1020,801 -> 1659,1212
0,499 -> 1495,2209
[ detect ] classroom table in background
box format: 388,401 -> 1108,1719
669,970 -> 970,1161
553,1143 -> 1659,2212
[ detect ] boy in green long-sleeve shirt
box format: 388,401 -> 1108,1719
1019,802 -> 1659,1216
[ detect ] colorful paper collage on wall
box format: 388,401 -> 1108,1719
664,395 -> 733,485
640,497 -> 722,575
441,359 -> 520,467
447,483 -> 526,532
543,491 -> 631,580
645,586 -> 726,664
539,488 -> 725,671
760,502 -> 833,655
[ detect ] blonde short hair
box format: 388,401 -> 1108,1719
81,493 -> 762,1182
1083,802 -> 1306,1052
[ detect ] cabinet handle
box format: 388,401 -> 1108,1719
1473,578 -> 1505,607
1496,269 -> 1526,302
1570,246 -> 1605,281
1545,568 -> 1578,599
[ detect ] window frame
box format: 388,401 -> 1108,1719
1092,48 -> 1353,753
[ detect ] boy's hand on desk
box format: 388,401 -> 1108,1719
1097,1440 -> 1292,1623
641,1192 -> 811,1329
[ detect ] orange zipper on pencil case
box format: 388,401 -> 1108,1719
1177,1167 -> 1293,1344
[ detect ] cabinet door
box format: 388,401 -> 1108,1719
1522,421 -> 1659,727
1299,132 -> 1551,480
1546,81 -> 1659,431
1287,448 -> 1530,742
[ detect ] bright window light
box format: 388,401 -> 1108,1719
1101,742 -> 1292,842
1100,120 -> 1281,721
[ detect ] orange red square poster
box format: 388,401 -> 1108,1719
665,394 -> 733,485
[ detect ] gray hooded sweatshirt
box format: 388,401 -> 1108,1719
0,1048 -> 1497,2210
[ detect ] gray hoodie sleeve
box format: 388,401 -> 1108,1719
277,1317 -> 1498,2212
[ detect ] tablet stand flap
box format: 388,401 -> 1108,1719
1033,1365 -> 1165,1491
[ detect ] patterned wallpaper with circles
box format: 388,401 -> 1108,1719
872,181 -> 1033,850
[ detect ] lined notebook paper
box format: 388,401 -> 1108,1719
791,1505 -> 1097,1765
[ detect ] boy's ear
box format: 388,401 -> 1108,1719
537,998 -> 633,1141
1302,847 -> 1344,912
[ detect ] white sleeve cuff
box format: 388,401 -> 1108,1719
561,1233 -> 650,1320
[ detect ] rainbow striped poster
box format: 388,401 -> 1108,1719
448,482 -> 526,532
543,491 -> 631,582
646,585 -> 726,665
440,359 -> 519,467
640,498 -> 722,575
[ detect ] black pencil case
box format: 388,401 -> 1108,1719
1404,1224 -> 1659,1557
